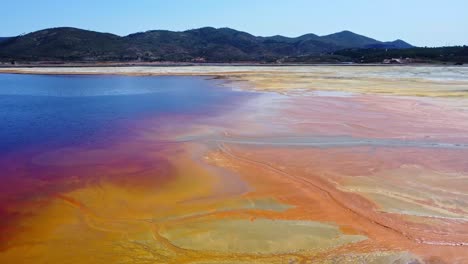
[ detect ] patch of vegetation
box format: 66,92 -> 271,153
334,46 -> 468,64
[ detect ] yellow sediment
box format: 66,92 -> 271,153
2,66 -> 468,263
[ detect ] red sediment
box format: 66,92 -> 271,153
212,144 -> 468,262
280,94 -> 468,142
1,84 -> 468,263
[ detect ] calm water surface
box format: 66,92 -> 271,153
0,74 -> 248,153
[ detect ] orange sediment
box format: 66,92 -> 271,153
1,68 -> 468,263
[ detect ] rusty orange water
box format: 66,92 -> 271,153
1,69 -> 468,263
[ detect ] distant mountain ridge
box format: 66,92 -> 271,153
0,27 -> 413,62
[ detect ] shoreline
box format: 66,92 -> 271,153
0,62 -> 461,69
0,63 -> 465,76
1,65 -> 467,99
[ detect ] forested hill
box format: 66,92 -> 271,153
0,27 -> 413,62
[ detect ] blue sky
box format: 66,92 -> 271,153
2,0 -> 467,46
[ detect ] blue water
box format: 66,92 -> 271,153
0,74 -> 247,153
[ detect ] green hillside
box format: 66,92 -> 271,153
0,27 -> 415,63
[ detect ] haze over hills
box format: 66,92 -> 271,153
0,27 -> 413,63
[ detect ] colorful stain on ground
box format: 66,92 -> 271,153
0,67 -> 468,263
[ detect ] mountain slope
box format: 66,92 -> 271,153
0,27 -> 126,60
365,39 -> 414,49
0,37 -> 12,43
0,27 -> 413,62
320,30 -> 380,48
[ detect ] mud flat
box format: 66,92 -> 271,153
2,65 -> 468,97
0,67 -> 468,263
